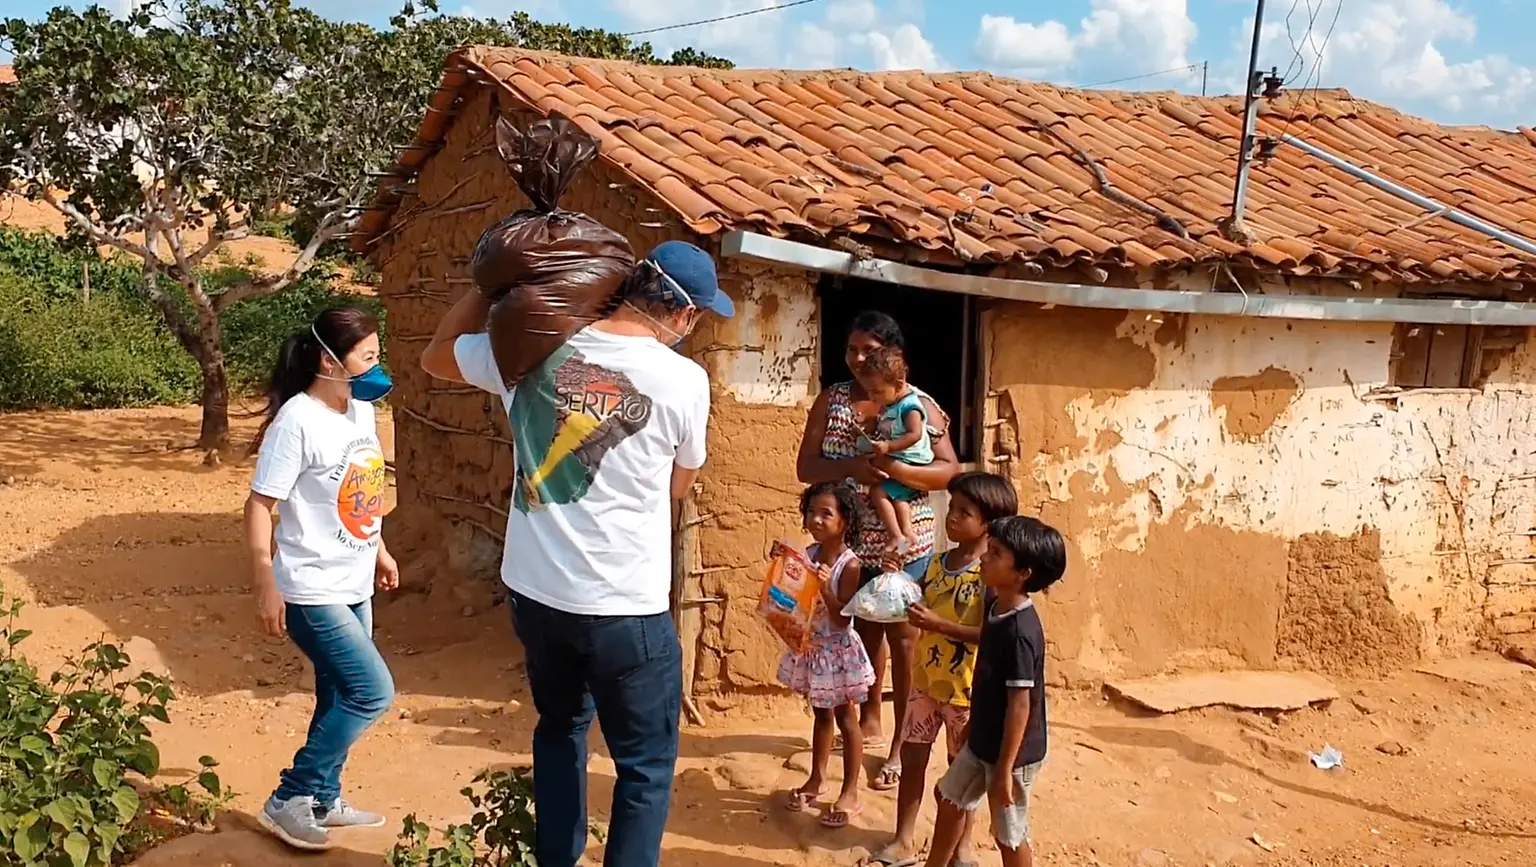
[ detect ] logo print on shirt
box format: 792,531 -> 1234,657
508,344 -> 654,513
335,445 -> 386,541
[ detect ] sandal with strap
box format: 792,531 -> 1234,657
783,788 -> 822,813
870,762 -> 902,791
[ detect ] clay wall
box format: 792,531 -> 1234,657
982,293 -> 1536,683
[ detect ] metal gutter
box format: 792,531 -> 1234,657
1279,133 -> 1536,259
721,231 -> 1536,326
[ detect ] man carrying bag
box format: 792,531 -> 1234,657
422,240 -> 733,867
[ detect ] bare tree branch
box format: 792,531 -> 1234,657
38,187 -> 166,269
213,209 -> 358,312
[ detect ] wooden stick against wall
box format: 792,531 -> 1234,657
672,490 -> 706,726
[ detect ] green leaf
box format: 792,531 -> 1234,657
43,797 -> 78,828
13,816 -> 48,861
127,739 -> 159,776
97,823 -> 122,856
92,757 -> 118,789
19,734 -> 48,754
64,831 -> 91,867
111,786 -> 140,824
197,770 -> 222,797
8,628 -> 32,646
197,754 -> 219,768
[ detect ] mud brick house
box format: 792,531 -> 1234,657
359,46 -> 1536,696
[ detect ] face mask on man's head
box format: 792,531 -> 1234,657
623,301 -> 696,350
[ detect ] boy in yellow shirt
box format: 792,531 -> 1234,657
866,471 -> 1018,867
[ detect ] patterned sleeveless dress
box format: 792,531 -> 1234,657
776,545 -> 877,708
819,381 -> 938,566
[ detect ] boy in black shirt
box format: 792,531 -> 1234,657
921,516 -> 1066,867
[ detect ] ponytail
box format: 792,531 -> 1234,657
248,331 -> 323,455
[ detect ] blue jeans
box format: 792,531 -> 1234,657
509,591 -> 682,867
274,601 -> 394,805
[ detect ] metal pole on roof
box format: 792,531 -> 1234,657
1278,133 -> 1536,258
1226,0 -> 1268,238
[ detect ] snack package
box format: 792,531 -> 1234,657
757,540 -> 823,653
841,570 -> 921,623
472,112 -> 636,387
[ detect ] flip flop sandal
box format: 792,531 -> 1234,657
834,734 -> 888,752
818,803 -> 864,829
870,762 -> 902,791
949,861 -> 980,867
783,789 -> 822,813
866,849 -> 920,866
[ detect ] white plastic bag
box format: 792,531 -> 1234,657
841,570 -> 922,623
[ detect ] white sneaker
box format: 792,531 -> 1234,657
258,795 -> 331,851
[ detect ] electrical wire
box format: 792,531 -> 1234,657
622,0 -> 826,37
1083,63 -> 1205,89
1272,0 -> 1346,149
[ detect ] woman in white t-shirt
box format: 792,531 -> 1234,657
243,306 -> 398,852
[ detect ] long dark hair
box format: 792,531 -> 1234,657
847,310 -> 905,350
249,306 -> 378,454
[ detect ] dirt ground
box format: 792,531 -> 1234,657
3,406 -> 1536,867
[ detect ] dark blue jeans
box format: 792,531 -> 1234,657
274,600 -> 394,806
509,591 -> 682,867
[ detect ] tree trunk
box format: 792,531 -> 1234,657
196,329 -> 231,451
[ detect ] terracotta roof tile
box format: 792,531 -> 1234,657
0,66 -> 15,86
359,48 -> 1536,284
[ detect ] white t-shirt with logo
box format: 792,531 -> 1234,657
250,392 -> 386,606
454,327 -> 710,616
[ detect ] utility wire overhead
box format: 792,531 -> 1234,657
1084,63 -> 1205,89
622,0 -> 826,37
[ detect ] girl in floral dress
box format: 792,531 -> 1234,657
779,481 -> 877,829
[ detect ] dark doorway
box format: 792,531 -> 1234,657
818,276 -> 980,460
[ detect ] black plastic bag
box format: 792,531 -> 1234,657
471,112 -> 635,387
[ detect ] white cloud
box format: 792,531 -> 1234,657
1249,0 -> 1534,126
974,0 -> 1197,84
780,0 -> 943,71
824,0 -> 878,31
791,22 -> 841,69
974,15 -> 1075,70
858,23 -> 942,71
608,0 -> 790,66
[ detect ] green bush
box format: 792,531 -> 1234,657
0,228 -> 387,411
0,589 -> 231,866
0,274 -> 200,409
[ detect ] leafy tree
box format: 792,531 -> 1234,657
0,0 -> 729,449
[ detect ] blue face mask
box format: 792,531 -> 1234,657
348,364 -> 393,402
314,327 -> 392,402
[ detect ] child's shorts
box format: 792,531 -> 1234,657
935,746 -> 1043,851
878,478 -> 921,501
899,690 -> 970,758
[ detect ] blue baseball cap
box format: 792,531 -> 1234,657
645,241 -> 734,318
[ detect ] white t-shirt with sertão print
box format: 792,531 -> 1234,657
250,392 -> 386,606
454,327 -> 710,617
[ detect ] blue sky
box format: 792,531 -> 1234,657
5,0 -> 1532,128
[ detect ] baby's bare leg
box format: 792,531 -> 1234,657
870,486 -> 903,547
893,498 -> 917,545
